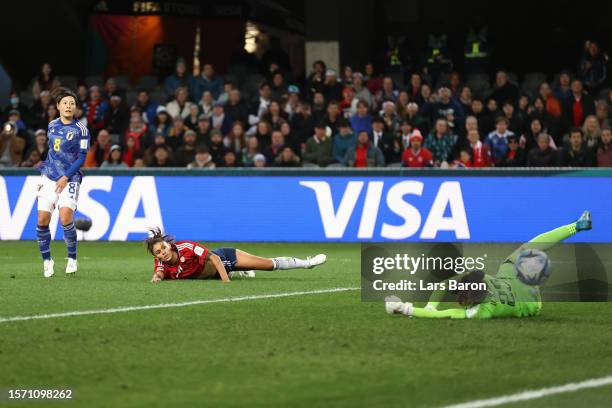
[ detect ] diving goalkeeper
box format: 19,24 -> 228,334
385,211 -> 592,319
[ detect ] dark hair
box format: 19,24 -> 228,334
569,127 -> 583,137
145,227 -> 175,256
195,145 -> 209,154
372,116 -> 385,125
52,87 -> 79,107
455,270 -> 488,307
495,116 -> 509,125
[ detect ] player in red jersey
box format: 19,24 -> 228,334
145,228 -> 327,283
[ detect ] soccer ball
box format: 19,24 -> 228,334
514,249 -> 551,285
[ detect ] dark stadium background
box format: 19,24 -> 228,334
3,0 -> 612,88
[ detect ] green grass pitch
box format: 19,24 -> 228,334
0,241 -> 611,407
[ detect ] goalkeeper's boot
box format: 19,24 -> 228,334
576,210 -> 592,231
306,254 -> 327,269
66,258 -> 78,276
43,258 -> 55,278
228,270 -> 256,279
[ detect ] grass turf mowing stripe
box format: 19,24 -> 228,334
442,374 -> 612,408
0,287 -> 360,324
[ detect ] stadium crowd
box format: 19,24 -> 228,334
2,42 -> 612,169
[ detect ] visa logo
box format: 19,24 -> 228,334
300,181 -> 470,240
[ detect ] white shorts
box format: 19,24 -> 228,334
36,175 -> 80,212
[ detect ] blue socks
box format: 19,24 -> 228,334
62,222 -> 77,259
36,225 -> 52,260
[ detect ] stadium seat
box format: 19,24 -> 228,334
85,75 -> 104,88
386,163 -> 402,168
524,72 -> 547,85
389,73 -> 404,89
59,75 -> 78,90
126,90 -> 138,106
466,73 -> 489,85
302,163 -> 320,168
507,72 -> 519,86
113,75 -> 131,91
136,75 -> 159,91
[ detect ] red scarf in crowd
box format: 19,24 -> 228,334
355,143 -> 368,167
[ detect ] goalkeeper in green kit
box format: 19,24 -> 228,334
385,211 -> 592,319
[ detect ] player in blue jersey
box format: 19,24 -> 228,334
36,87 -> 90,277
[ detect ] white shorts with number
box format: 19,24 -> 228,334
37,175 -> 80,212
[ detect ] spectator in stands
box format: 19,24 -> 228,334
425,118 -> 456,166
530,96 -> 561,143
304,122 -> 334,167
7,110 -> 26,135
553,71 -> 572,105
166,87 -> 194,120
210,102 -> 232,136
184,104 -> 201,130
189,63 -> 223,101
151,144 -> 173,167
262,100 -> 289,131
270,71 -> 288,100
253,153 -> 267,168
104,77 -> 124,100
468,98 -> 489,135
405,102 -> 429,135
45,104 -> 59,125
284,85 -> 301,119
332,120 -> 357,164
352,73 -> 375,109
595,100 -> 611,129
498,134 -> 526,167
422,86 -> 465,130
241,136 -> 260,167
517,94 -> 531,118
380,101 -> 400,134
101,145 -> 128,168
342,66 -> 354,86
164,59 -> 191,96
84,129 -> 112,168
195,113 -> 211,145
31,63 -> 58,100
486,116 -> 514,164
132,157 -> 146,168
501,100 -> 526,135
135,90 -> 158,125
579,41 -> 608,94
490,70 -> 519,105
350,100 -> 373,135
596,127 -> 612,167
395,90 -> 410,117
216,80 -> 233,106
124,115 -> 147,152
263,129 -> 286,163
29,90 -> 53,130
458,86 -> 473,114
344,130 -> 385,167
561,128 -> 594,167
364,63 -> 383,95
208,129 -> 228,166
421,83 -> 436,105
3,92 -> 27,123
225,89 -> 249,125
254,120 -> 272,149
77,84 -> 89,105
370,116 -> 392,148
527,133 -> 558,167
563,79 -> 595,129
144,132 -> 170,165
106,95 -> 129,137
174,129 -> 198,167
122,134 -> 141,167
398,119 -> 413,149
19,149 -> 42,168
291,102 -> 314,147
323,69 -> 343,102
464,129 -> 491,167
582,115 -> 602,149
0,122 -> 25,167
522,117 -> 556,152
280,121 -> 300,154
224,121 -> 247,156
83,86 -> 108,132
538,82 -> 562,118
198,90 -> 214,120
222,150 -> 239,167
339,86 -> 357,116
167,116 -> 188,150
275,146 -> 301,167
306,60 -> 326,100
311,91 -> 327,123
251,82 -> 272,121
324,101 -> 342,136
153,106 -> 171,139
407,73 -> 423,105
188,145 -> 215,169
27,129 -> 48,161
376,76 -> 399,105
401,129 -> 433,167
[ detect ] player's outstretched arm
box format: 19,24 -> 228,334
151,269 -> 164,283
208,252 -> 231,282
411,307 -> 467,319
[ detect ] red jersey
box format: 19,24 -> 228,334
154,240 -> 210,280
402,147 -> 433,167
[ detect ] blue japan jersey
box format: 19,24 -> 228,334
39,118 -> 90,183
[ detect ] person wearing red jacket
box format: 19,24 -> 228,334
401,129 -> 433,167
466,129 -> 491,167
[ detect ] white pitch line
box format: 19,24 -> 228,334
442,374 -> 612,408
0,287 -> 360,324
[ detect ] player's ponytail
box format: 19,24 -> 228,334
144,227 -> 175,256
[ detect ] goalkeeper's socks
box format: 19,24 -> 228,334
272,257 -> 309,270
36,225 -> 52,261
63,222 -> 77,259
